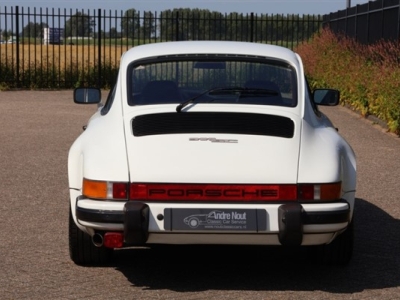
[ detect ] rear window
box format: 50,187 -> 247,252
127,55 -> 297,107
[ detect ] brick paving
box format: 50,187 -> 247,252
0,90 -> 399,300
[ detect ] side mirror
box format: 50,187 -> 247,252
313,89 -> 340,106
74,88 -> 101,104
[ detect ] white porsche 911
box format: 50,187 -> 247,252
68,41 -> 356,266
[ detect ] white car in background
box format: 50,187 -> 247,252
68,41 -> 356,266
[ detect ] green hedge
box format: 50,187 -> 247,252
295,28 -> 400,135
0,61 -> 118,90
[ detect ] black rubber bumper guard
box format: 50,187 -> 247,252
278,202 -> 350,246
124,202 -> 150,245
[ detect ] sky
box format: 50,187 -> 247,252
5,0 -> 371,16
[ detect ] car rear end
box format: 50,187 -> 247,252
71,42 -> 354,265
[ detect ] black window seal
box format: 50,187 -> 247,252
101,84 -> 116,115
127,54 -> 298,107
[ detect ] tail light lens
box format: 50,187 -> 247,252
82,178 -> 128,200
298,182 -> 342,201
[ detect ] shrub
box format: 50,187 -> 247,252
295,28 -> 400,135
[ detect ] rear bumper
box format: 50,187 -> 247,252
75,199 -> 351,246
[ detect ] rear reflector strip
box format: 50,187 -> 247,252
103,232 -> 124,248
130,183 -> 297,201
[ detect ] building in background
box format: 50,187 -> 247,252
43,28 -> 64,44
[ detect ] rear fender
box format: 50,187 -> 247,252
297,121 -> 356,213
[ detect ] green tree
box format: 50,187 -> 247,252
22,22 -> 48,39
121,9 -> 140,38
225,12 -> 245,41
141,11 -> 156,40
159,9 -> 177,41
108,27 -> 118,38
159,8 -> 224,41
65,12 -> 91,37
1,29 -> 14,40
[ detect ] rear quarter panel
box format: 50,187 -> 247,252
68,83 -> 129,202
297,116 -> 357,211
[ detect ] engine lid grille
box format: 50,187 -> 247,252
132,112 -> 294,138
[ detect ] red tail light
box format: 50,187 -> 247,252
112,183 -> 129,199
298,182 -> 342,201
130,183 -> 298,201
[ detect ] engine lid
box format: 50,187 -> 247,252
124,110 -> 301,184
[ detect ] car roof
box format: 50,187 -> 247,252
121,41 -> 300,66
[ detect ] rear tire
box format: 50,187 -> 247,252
69,207 -> 113,265
312,218 -> 354,266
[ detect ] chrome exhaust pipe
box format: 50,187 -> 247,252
92,233 -> 104,247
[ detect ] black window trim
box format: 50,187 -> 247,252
127,54 -> 298,107
101,84 -> 117,115
305,77 -> 321,117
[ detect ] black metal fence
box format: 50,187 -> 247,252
0,6 -> 322,89
322,0 -> 400,44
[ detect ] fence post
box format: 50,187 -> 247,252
175,11 -> 179,41
250,12 -> 254,42
367,1 -> 370,43
345,5 -> 348,35
97,8 -> 101,88
397,0 -> 400,41
355,5 -> 358,42
380,0 -> 384,42
16,6 -> 20,88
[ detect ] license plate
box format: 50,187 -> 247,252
164,208 -> 266,232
